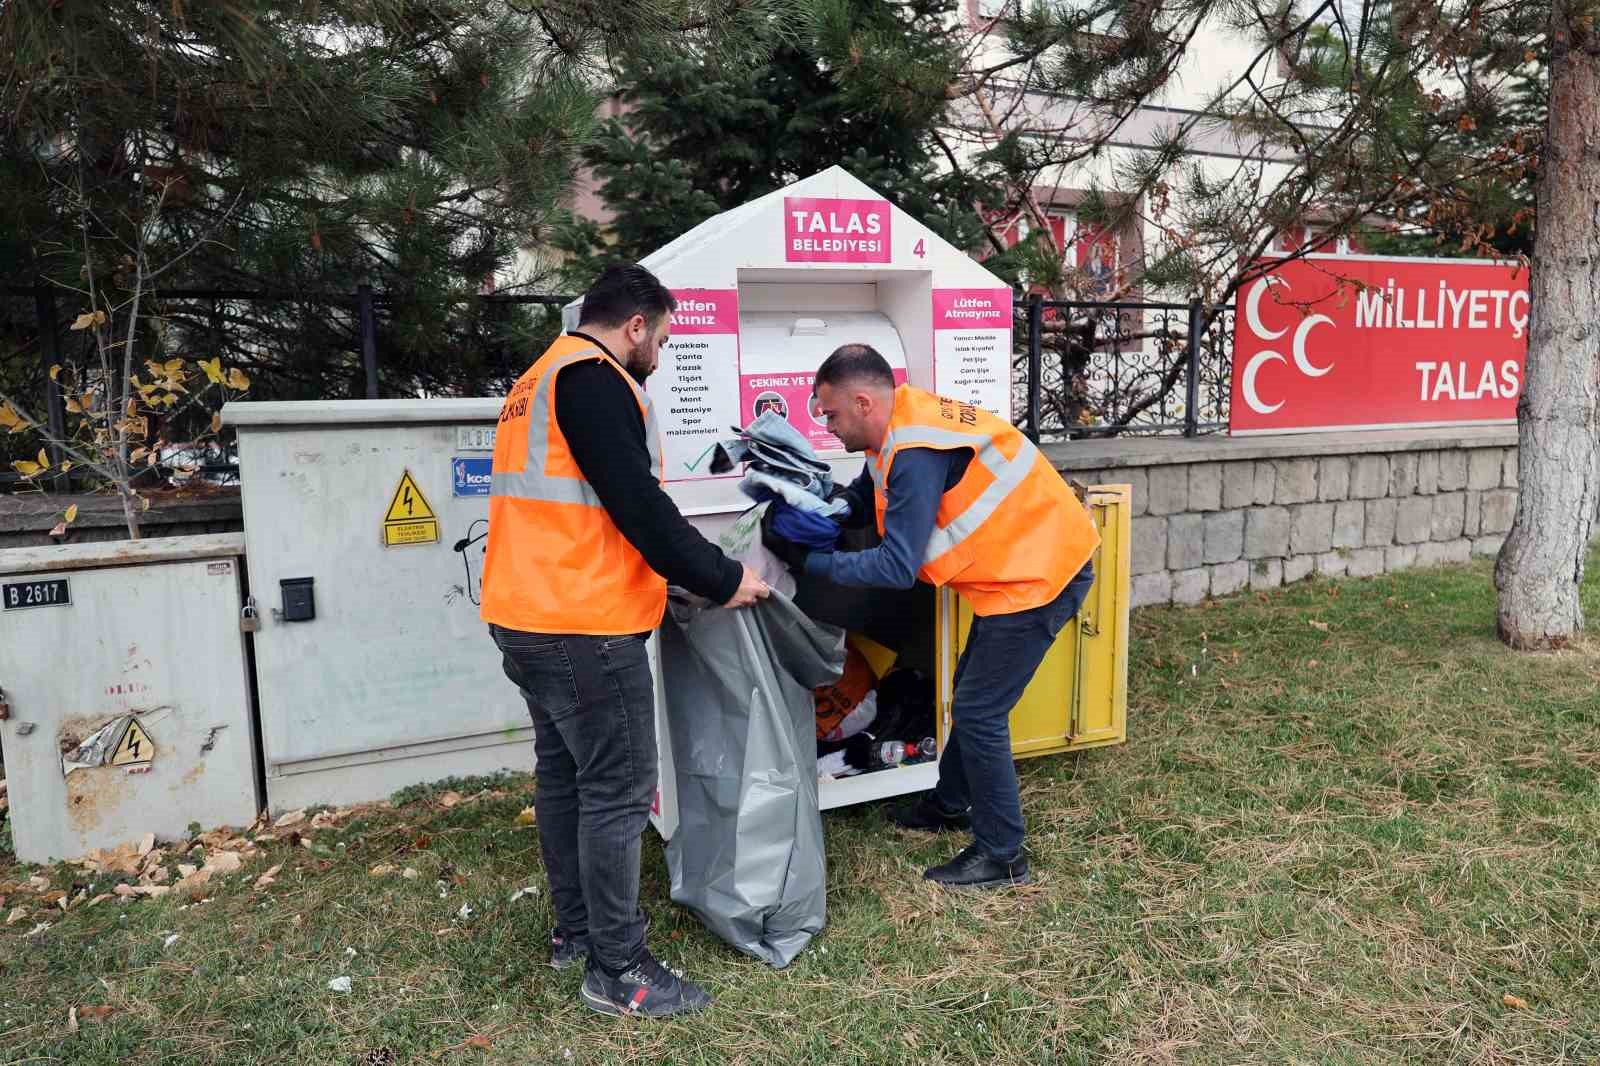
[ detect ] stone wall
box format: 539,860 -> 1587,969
0,490 -> 242,549
1041,426 -> 1594,608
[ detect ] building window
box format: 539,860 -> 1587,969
1034,211 -> 1121,297
1275,225 -> 1353,255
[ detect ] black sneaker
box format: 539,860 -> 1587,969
579,953 -> 713,1018
891,792 -> 972,832
549,930 -> 590,971
924,843 -> 1030,889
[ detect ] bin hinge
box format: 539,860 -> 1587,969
1078,545 -> 1102,637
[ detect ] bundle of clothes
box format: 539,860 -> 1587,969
711,411 -> 846,553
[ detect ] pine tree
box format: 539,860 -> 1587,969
0,0 -> 797,532
552,0 -> 1009,291
1,0 -> 794,401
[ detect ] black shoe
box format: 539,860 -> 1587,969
579,953 -> 713,1018
892,792 -> 972,832
924,843 -> 1030,889
549,929 -> 590,971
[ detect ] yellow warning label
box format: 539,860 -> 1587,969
382,470 -> 440,547
110,720 -> 155,766
384,470 -> 437,522
384,520 -> 439,546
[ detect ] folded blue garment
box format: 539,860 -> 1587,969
770,501 -> 842,551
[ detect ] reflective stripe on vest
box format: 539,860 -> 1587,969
870,425 -> 1041,567
489,347 -> 663,505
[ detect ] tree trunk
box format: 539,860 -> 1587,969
119,486 -> 143,541
1495,1 -> 1600,650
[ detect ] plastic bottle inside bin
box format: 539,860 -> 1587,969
906,736 -> 937,763
841,734 -> 910,773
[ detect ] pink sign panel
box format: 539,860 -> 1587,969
669,289 -> 738,334
784,197 -> 891,263
933,288 -> 1011,330
741,368 -> 908,449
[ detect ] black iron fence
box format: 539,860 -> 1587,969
1016,295 -> 1233,441
3,285 -> 1233,490
0,285 -> 573,491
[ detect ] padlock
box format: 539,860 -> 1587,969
0,684 -> 9,720
240,598 -> 261,633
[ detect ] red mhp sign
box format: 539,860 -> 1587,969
1229,254 -> 1529,434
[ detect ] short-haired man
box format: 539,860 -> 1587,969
767,344 -> 1099,889
481,263 -> 769,1016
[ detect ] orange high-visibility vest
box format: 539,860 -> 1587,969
479,334 -> 668,635
869,385 -> 1099,616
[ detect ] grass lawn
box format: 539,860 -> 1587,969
3,551 -> 1598,1065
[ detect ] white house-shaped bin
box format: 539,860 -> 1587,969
565,167 -> 1021,833
567,164 -> 1017,535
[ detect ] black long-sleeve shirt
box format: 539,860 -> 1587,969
554,333 -> 742,604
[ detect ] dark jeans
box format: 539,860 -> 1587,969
489,625 -> 656,975
933,560 -> 1095,862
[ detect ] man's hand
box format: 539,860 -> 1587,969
825,484 -> 855,525
722,563 -> 771,608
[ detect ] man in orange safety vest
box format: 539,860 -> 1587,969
765,343 -> 1098,889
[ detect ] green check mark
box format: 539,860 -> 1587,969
682,443 -> 718,473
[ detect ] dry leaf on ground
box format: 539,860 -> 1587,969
205,851 -> 244,874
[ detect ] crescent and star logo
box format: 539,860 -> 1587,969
1240,276 -> 1336,415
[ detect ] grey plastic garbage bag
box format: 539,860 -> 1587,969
658,590 -> 845,968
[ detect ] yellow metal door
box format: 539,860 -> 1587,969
939,485 -> 1130,758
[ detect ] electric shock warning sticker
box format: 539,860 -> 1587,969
383,470 -> 440,546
